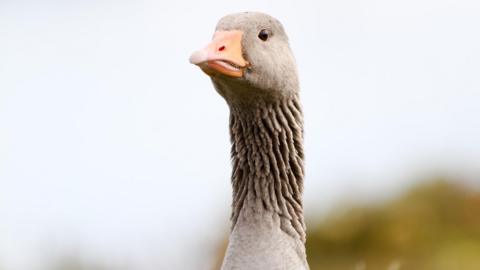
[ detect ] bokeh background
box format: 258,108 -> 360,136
1,0 -> 479,269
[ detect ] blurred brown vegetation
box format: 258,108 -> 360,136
212,179 -> 480,270
306,179 -> 480,270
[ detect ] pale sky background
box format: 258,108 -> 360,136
1,0 -> 479,269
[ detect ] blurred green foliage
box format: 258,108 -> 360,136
50,255 -> 118,270
306,180 -> 480,270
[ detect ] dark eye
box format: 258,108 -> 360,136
258,29 -> 269,41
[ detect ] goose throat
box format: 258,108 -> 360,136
228,95 -> 306,242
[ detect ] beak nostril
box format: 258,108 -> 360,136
218,45 -> 225,51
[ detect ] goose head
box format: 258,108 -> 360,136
190,12 -> 299,104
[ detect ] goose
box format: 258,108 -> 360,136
190,12 -> 309,270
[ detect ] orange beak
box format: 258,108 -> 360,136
189,30 -> 249,78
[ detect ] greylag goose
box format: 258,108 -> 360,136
190,12 -> 309,270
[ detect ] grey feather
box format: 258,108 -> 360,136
204,12 -> 309,270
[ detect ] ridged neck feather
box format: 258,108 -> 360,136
228,94 -> 306,242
